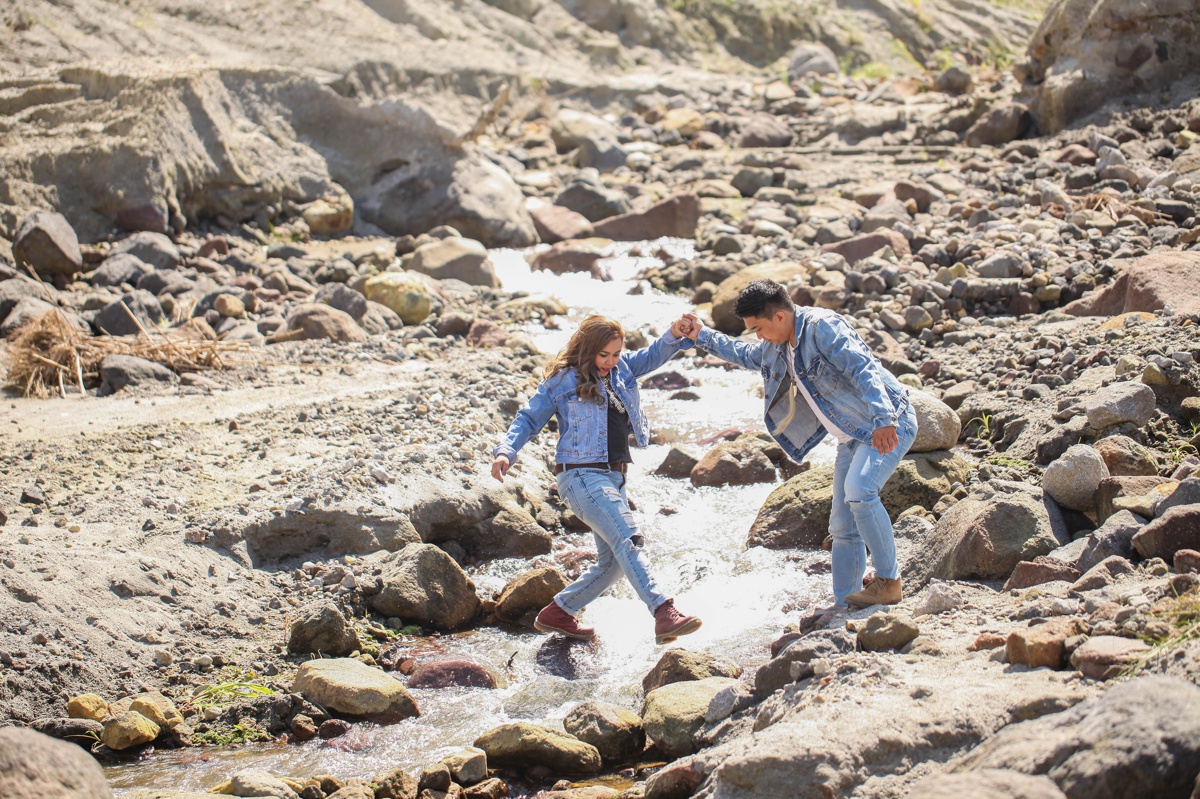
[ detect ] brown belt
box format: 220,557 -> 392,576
555,462 -> 628,474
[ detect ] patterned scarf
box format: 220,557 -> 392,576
599,373 -> 627,414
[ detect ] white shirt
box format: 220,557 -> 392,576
786,340 -> 853,445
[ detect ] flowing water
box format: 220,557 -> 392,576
106,240 -> 837,793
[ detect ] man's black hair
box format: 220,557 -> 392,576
735,279 -> 792,319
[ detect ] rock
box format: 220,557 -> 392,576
1071,555 -> 1136,591
856,612 -> 920,652
642,677 -> 737,758
933,66 -> 974,96
442,747 -> 489,786
408,238 -> 498,287
1156,477 -> 1200,517
748,452 -> 971,549
1175,549 -> 1200,573
975,253 -> 1025,279
1132,505 -> 1200,561
100,710 -> 160,750
710,260 -> 808,333
1076,511 -> 1142,572
913,581 -> 963,616
532,239 -> 610,279
755,628 -> 857,696
212,293 -> 245,318
1095,476 -> 1175,523
463,778 -> 509,799
951,676 -> 1200,796
466,319 -> 509,348
660,108 -> 705,137
591,194 -> 700,241
909,391 -> 961,452
689,439 -> 776,487
655,445 -> 702,479
737,113 -> 793,148
788,43 -> 839,78
0,296 -> 57,335
29,717 -> 106,749
314,282 -> 367,321
964,104 -> 1032,147
820,230 -> 911,267
287,601 -> 362,657
528,201 -> 594,244
1064,250 -> 1200,317
1084,382 -> 1156,429
98,354 -> 177,394
303,191 -> 354,235
370,544 -> 482,631
494,567 -> 568,624
1002,557 -> 1081,591
644,757 -> 708,799
292,658 -> 419,723
68,693 -> 109,723
1069,636 -> 1150,681
91,253 -> 148,287
93,290 -> 165,336
128,692 -> 182,730
0,277 -> 51,322
1091,436 -> 1158,476
372,765 -> 419,799
1006,617 -> 1087,669
230,770 -> 300,799
13,211 -> 83,277
1043,445 -> 1110,513
551,109 -> 620,153
474,722 -> 602,775
108,232 -> 181,271
912,481 -> 1069,586
554,178 -> 631,223
0,727 -> 112,798
278,303 -> 367,343
364,272 -> 432,325
643,649 -> 743,693
564,701 -> 646,764
409,658 -> 499,689
909,770 -> 1067,799
483,506 -> 553,558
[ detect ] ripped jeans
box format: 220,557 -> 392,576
829,403 -> 918,604
553,468 -> 667,615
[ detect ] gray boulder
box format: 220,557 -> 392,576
788,43 -> 840,78
564,701 -> 646,764
314,282 -> 368,321
92,290 -> 166,336
909,390 -> 961,452
91,253 -> 148,287
1077,510 -> 1143,572
1084,381 -> 1156,429
99,354 -> 178,394
642,677 -> 738,758
12,211 -> 82,277
1042,445 -> 1110,513
370,544 -> 482,631
0,727 -> 112,798
136,269 -> 195,297
287,601 -> 362,657
408,238 -> 498,287
111,232 -> 182,271
0,296 -> 56,335
554,178 -> 631,223
0,277 -> 50,322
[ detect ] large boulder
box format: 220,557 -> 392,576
364,272 -> 432,325
737,113 -> 794,148
748,452 -> 971,549
494,567 -> 568,624
643,649 -> 744,694
109,232 -> 182,271
820,230 -> 911,267
949,676 -> 1200,798
92,290 -> 165,336
690,439 -> 777,487
1042,445 -> 1110,513
408,658 -> 499,689
642,677 -> 738,758
1077,510 -> 1142,572
1132,505 -> 1200,561
909,480 -> 1069,587
909,770 -> 1067,799
591,194 -> 701,241
909,391 -> 961,452
314,282 -> 368,321
408,238 -> 499,287
99,354 -> 178,394
564,701 -> 646,764
0,277 -> 50,322
369,543 -> 482,631
1083,381 -> 1157,429
292,658 -> 419,723
1024,0 -> 1200,134
100,711 -> 160,750
711,261 -> 808,334
12,211 -> 83,277
0,727 -> 112,798
1063,251 -> 1200,317
554,178 -> 631,222
474,722 -> 602,775
277,303 -> 367,343
287,601 -> 362,656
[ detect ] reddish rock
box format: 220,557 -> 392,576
464,777 -> 509,799
1095,476 -> 1174,523
1051,144 -> 1097,165
1002,556 -> 1082,591
592,194 -> 701,240
645,756 -> 708,799
642,371 -> 691,390
494,567 -> 567,624
821,230 -> 911,266
528,202 -> 594,244
1064,250 -> 1200,317
532,239 -> 610,279
893,180 -> 938,213
319,719 -> 353,739
968,633 -> 1007,651
1132,505 -> 1200,561
1069,635 -> 1150,680
291,714 -> 318,741
1071,555 -> 1136,592
964,104 -> 1032,147
466,319 -> 509,348
1175,549 -> 1200,573
409,658 -> 499,689
690,440 -> 776,487
1092,436 -> 1159,476
1008,291 -> 1041,316
1006,617 -> 1087,669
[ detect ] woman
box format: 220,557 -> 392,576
491,315 -> 702,644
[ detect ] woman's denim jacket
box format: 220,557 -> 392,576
494,330 -> 689,466
696,306 -> 909,462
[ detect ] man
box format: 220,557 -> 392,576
679,279 -> 918,608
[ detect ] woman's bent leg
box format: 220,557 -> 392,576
555,532 -> 621,614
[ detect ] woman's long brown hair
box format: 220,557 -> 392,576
544,315 -> 624,403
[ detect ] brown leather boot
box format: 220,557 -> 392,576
534,601 -> 595,640
653,599 -> 702,645
845,577 -> 902,608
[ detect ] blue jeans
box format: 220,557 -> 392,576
830,404 -> 918,604
553,468 -> 667,615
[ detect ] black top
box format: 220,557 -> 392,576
607,401 -> 632,464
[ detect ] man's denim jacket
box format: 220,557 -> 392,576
494,330 -> 689,466
696,306 -> 909,462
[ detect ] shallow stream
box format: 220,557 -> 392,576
106,240 -> 836,793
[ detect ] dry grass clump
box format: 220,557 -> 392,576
5,308 -> 246,399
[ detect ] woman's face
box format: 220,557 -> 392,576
594,336 -> 623,376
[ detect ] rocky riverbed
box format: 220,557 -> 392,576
4,0 -> 1200,798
